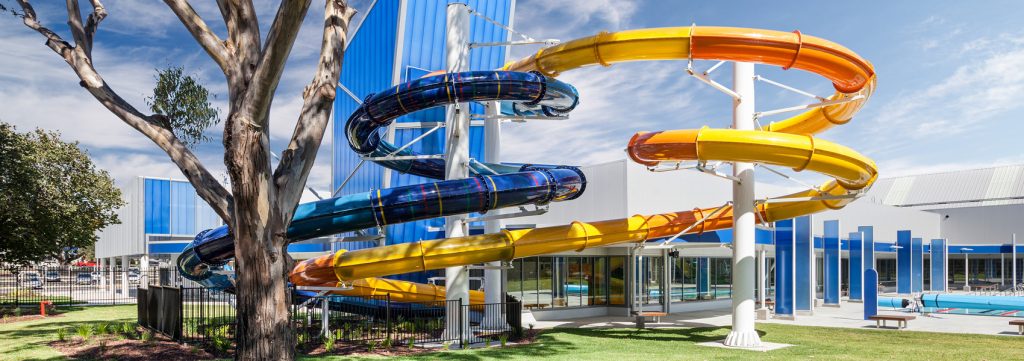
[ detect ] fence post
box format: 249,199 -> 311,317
385,294 -> 392,341
14,272 -> 19,307
459,298 -> 464,349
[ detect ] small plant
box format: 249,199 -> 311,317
212,333 -> 231,354
141,329 -> 154,343
334,329 -> 343,341
323,333 -> 336,353
367,340 -> 378,352
528,323 -> 535,331
96,322 -> 110,335
120,322 -> 136,338
499,333 -> 509,348
56,327 -> 68,342
382,337 -> 393,350
485,338 -> 492,347
296,332 -> 308,346
189,345 -> 200,355
407,337 -> 415,350
75,324 -> 94,341
12,307 -> 22,317
441,341 -> 450,351
462,341 -> 470,350
97,340 -> 107,356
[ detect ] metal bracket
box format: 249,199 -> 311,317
333,233 -> 385,244
659,201 -> 733,246
467,261 -> 513,270
755,94 -> 865,119
696,161 -> 741,183
687,60 -> 742,100
464,205 -> 548,223
472,113 -> 569,123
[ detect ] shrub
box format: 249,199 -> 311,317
212,333 -> 231,354
56,327 -> 67,342
367,340 -> 378,352
485,338 -> 492,347
384,337 -> 395,350
120,322 -> 136,338
75,324 -> 94,341
140,330 -> 153,343
12,307 -> 22,317
499,333 -> 509,347
96,322 -> 110,335
296,332 -> 307,346
323,333 -> 336,353
334,329 -> 343,341
441,341 -> 450,351
407,337 -> 415,350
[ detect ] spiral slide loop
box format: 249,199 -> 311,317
290,26 -> 878,303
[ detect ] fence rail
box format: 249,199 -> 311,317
0,266 -> 156,309
137,286 -> 524,353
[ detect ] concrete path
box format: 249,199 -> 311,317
529,302 -> 1024,337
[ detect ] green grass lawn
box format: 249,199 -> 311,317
5,305 -> 1024,361
311,324 -> 1024,361
0,305 -> 136,361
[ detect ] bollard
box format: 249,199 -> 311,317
40,300 -> 53,316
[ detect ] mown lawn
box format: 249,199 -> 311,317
4,305 -> 1023,361
309,324 -> 1024,361
0,305 -> 136,361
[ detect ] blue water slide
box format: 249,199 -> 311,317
920,294 -> 1024,312
178,71 -> 583,315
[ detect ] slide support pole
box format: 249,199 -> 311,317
482,101 -> 506,328
444,2 -> 472,342
724,61 -> 762,348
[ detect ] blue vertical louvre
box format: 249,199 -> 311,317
860,226 -> 874,271
697,257 -> 709,298
144,178 -> 170,234
170,181 -> 196,235
848,231 -> 863,301
823,220 -> 841,305
794,216 -> 813,312
774,219 -> 795,317
912,237 -> 923,293
897,230 -> 912,294
930,239 -> 946,291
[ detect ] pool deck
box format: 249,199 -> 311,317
529,302 -> 1024,337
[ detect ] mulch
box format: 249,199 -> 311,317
50,333 -> 218,361
1,314 -> 52,324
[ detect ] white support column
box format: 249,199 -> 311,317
99,258 -> 107,287
724,61 -> 761,348
1013,234 -> 1018,287
140,254 -> 150,288
964,253 -> 970,291
443,2 -> 472,342
481,100 -> 506,329
120,255 -> 129,297
1002,253 -> 1005,286
108,257 -> 116,295
757,248 -> 766,308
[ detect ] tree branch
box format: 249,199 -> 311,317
15,0 -> 235,223
240,0 -> 311,127
164,0 -> 231,73
64,0 -> 106,58
273,0 -> 355,215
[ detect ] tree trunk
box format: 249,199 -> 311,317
234,229 -> 293,360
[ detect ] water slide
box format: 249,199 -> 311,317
178,72 -> 586,304
289,26 -> 878,301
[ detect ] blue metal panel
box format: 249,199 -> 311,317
332,0 -> 400,198
194,193 -> 223,231
849,231 -> 863,301
864,269 -> 878,320
149,242 -> 188,254
823,220 -> 841,305
672,228 -> 774,245
912,237 -> 923,293
144,178 -> 170,234
795,216 -> 813,312
170,181 -> 196,235
897,230 -> 912,294
860,226 -> 874,271
774,219 -> 794,316
288,243 -> 331,253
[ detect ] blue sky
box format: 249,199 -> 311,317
1,0 -> 1023,197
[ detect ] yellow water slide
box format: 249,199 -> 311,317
291,26 -> 877,303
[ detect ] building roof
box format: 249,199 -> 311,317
868,164 -> 1024,210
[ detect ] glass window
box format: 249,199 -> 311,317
713,258 -> 732,299
609,256 -> 626,305
523,257 -> 539,306
508,258 -> 523,301
540,257 -> 555,307
591,257 -> 607,306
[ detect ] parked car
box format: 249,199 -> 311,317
75,272 -> 94,285
44,270 -> 61,282
90,271 -> 102,280
127,272 -> 140,284
21,273 -> 43,289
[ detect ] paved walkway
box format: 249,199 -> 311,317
529,302 -> 1024,337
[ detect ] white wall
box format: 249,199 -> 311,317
813,200 -> 941,243
929,204 -> 1024,244
511,161 -> 629,227
96,177 -> 145,259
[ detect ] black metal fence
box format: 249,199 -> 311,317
0,266 -> 159,310
138,285 -> 524,353
137,285 -> 182,339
